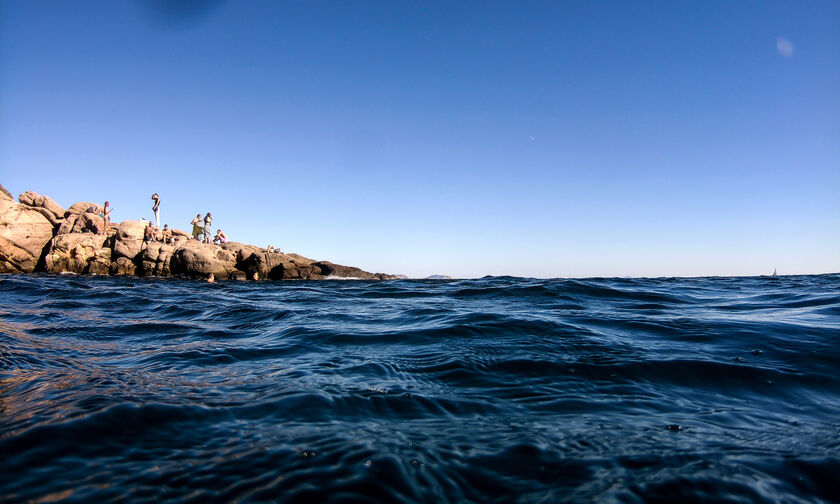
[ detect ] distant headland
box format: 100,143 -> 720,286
0,184 -> 396,281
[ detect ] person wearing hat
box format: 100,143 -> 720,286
151,193 -> 161,227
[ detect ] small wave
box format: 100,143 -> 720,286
1,273 -> 838,502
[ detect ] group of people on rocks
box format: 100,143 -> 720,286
190,212 -> 227,244
144,221 -> 174,244
95,193 -> 229,246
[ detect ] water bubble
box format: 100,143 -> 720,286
364,460 -> 372,466
667,424 -> 682,432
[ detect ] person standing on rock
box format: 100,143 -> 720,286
203,213 -> 212,244
151,193 -> 161,227
101,201 -> 112,232
191,213 -> 203,240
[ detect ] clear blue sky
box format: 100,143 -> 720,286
1,1 -> 838,278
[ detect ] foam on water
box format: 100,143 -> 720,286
1,273 -> 838,502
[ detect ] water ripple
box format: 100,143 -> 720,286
1,273 -> 839,502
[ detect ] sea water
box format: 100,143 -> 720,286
1,274 -> 838,502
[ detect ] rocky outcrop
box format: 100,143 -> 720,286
18,191 -> 66,226
110,257 -> 136,276
1,184 -> 398,281
141,242 -> 175,276
66,202 -> 102,216
44,233 -> 109,274
113,220 -> 146,260
0,199 -> 54,273
170,240 -> 238,279
313,261 -> 393,280
0,184 -> 13,202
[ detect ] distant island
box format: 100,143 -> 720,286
0,184 -> 396,281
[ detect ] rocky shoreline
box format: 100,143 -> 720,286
0,184 -> 396,281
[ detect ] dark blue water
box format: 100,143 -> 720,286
1,274 -> 839,503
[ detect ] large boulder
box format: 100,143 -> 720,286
110,256 -> 136,276
0,184 -> 13,202
221,242 -> 264,264
18,191 -> 66,222
81,212 -> 106,234
44,233 -> 108,274
141,242 -> 175,276
0,199 -> 54,273
238,251 -> 288,280
88,248 -> 112,275
237,251 -> 337,280
66,201 -> 102,217
57,214 -> 92,235
113,220 -> 146,260
170,240 -> 238,279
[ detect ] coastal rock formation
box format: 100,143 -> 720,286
0,184 -> 13,201
170,240 -> 238,279
66,202 -> 102,216
0,183 -> 398,281
313,261 -> 392,280
141,242 -> 174,276
110,257 -> 136,276
0,198 -> 54,273
44,233 -> 109,274
18,191 -> 66,226
113,220 -> 146,260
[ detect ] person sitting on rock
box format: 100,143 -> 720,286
143,221 -> 155,243
203,213 -> 212,243
213,229 -> 227,245
162,224 -> 173,244
191,214 -> 203,240
151,193 -> 161,227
